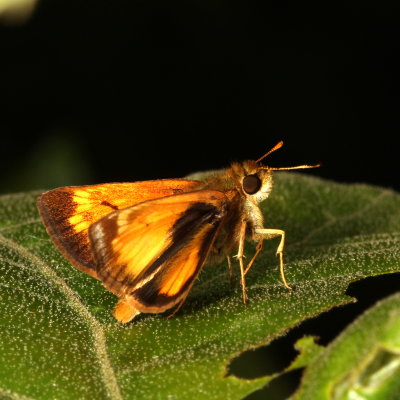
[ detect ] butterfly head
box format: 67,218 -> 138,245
232,141 -> 320,204
231,160 -> 274,204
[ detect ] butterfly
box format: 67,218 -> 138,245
37,141 -> 319,323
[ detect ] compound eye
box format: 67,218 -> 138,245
242,174 -> 261,194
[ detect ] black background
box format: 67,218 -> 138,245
1,1 -> 399,193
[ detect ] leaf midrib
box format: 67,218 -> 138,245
0,233 -> 123,400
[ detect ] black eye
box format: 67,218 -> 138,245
242,174 -> 261,194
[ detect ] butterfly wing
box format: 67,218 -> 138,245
89,190 -> 228,317
37,179 -> 201,278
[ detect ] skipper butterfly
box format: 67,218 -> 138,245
37,142 -> 319,323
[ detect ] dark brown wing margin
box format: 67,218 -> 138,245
37,189 -> 99,278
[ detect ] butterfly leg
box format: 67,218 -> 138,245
254,228 -> 291,289
244,240 -> 264,275
165,298 -> 187,319
226,255 -> 233,287
234,219 -> 248,304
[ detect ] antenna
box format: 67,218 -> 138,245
270,163 -> 321,171
257,141 -> 321,171
256,141 -> 284,163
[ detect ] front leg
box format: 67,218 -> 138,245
254,228 -> 291,289
234,219 -> 248,304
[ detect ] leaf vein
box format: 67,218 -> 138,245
0,386 -> 36,400
292,191 -> 393,247
0,233 -> 123,400
0,218 -> 41,232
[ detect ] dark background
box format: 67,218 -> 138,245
1,1 -> 399,194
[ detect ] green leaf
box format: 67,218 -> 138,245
289,336 -> 325,371
0,173 -> 399,399
292,292 -> 400,400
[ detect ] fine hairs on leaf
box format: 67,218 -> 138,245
0,173 -> 399,399
292,292 -> 400,400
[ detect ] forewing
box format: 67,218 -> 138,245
37,179 -> 200,277
89,190 -> 228,312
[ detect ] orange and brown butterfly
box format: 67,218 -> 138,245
37,141 -> 319,323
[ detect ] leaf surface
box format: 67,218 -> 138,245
0,173 -> 399,399
292,292 -> 400,400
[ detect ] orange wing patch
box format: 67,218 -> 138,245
37,179 -> 200,278
98,205 -> 178,284
158,231 -> 210,297
89,190 -> 228,313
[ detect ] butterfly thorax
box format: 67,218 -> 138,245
198,160 -> 274,262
